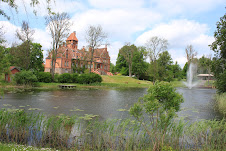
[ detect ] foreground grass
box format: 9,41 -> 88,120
0,109 -> 225,151
0,143 -> 53,151
215,93 -> 226,116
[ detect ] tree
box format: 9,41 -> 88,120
45,12 -> 72,79
132,46 -> 148,79
145,36 -> 168,63
145,36 -> 168,83
129,81 -> 184,150
171,62 -> 183,80
15,21 -> 35,70
185,45 -> 197,65
157,51 -> 173,81
119,44 -> 137,77
115,53 -> 128,75
29,43 -> 44,72
210,14 -> 226,93
85,25 -> 107,73
16,21 -> 35,43
1,0 -> 53,20
110,63 -> 116,74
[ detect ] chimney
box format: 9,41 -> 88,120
74,31 -> 76,35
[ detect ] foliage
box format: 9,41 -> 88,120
77,73 -> 102,84
8,42 -> 44,72
0,45 -> 10,74
119,44 -> 137,77
58,73 -> 72,83
37,72 -> 52,83
0,0 -> 53,20
198,55 -> 212,74
29,43 -> 44,72
110,63 -> 116,74
215,93 -> 226,116
14,70 -> 37,85
71,73 -> 79,83
115,53 -> 128,75
129,81 -> 184,150
157,51 -> 173,81
132,46 -> 148,79
210,14 -> 226,93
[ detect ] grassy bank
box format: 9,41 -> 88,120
215,93 -> 226,116
0,109 -> 225,151
0,143 -> 53,151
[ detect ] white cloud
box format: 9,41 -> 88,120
135,19 -> 215,67
149,0 -> 225,15
71,8 -> 162,42
89,0 -> 145,9
0,21 -> 51,58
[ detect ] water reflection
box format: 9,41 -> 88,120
0,88 -> 222,121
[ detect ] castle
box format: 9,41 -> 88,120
44,32 -> 112,76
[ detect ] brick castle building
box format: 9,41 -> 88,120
44,32 -> 112,75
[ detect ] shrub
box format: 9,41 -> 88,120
14,71 -> 37,85
71,73 -> 79,83
58,73 -> 72,83
78,73 -> 102,84
37,72 -> 52,83
54,73 -> 59,83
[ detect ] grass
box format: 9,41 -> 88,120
0,109 -> 225,151
0,143 -> 54,151
215,93 -> 226,116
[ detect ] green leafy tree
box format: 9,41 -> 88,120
171,62 -> 183,80
210,14 -> 226,93
129,81 -> 184,150
157,51 -> 173,81
132,46 -> 148,79
145,36 -> 169,83
119,44 -> 137,77
29,43 -> 44,72
110,63 -> 116,74
115,53 -> 129,75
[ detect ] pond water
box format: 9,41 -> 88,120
0,87 -> 222,121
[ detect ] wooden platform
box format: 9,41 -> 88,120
58,85 -> 76,89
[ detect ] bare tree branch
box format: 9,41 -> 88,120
45,12 -> 72,79
85,25 -> 107,73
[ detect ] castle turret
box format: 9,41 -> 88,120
66,31 -> 78,49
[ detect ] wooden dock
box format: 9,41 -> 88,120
58,85 -> 76,89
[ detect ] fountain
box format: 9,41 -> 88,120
183,63 -> 199,89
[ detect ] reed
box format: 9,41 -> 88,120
0,109 -> 225,150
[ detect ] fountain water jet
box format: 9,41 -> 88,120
183,63 -> 199,89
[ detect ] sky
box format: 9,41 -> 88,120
0,0 -> 225,67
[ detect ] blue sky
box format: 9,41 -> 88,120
0,0 -> 225,67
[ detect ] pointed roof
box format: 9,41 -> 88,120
66,32 -> 78,41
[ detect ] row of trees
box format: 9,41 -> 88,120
112,40 -> 214,83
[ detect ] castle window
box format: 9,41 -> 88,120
66,50 -> 68,58
65,61 -> 66,67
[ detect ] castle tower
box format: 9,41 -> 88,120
66,31 -> 78,49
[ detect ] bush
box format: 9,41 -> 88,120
54,73 -> 59,83
14,71 -> 37,85
58,73 -> 72,83
37,72 -> 52,83
78,73 -> 102,84
71,73 -> 79,83
216,70 -> 226,94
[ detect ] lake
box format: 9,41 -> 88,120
0,87 -> 222,121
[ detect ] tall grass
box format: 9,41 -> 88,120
215,93 -> 226,116
0,109 -> 225,150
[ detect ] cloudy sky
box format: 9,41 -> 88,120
0,0 -> 225,67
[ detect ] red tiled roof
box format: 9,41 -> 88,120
9,66 -> 15,70
66,32 -> 78,41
